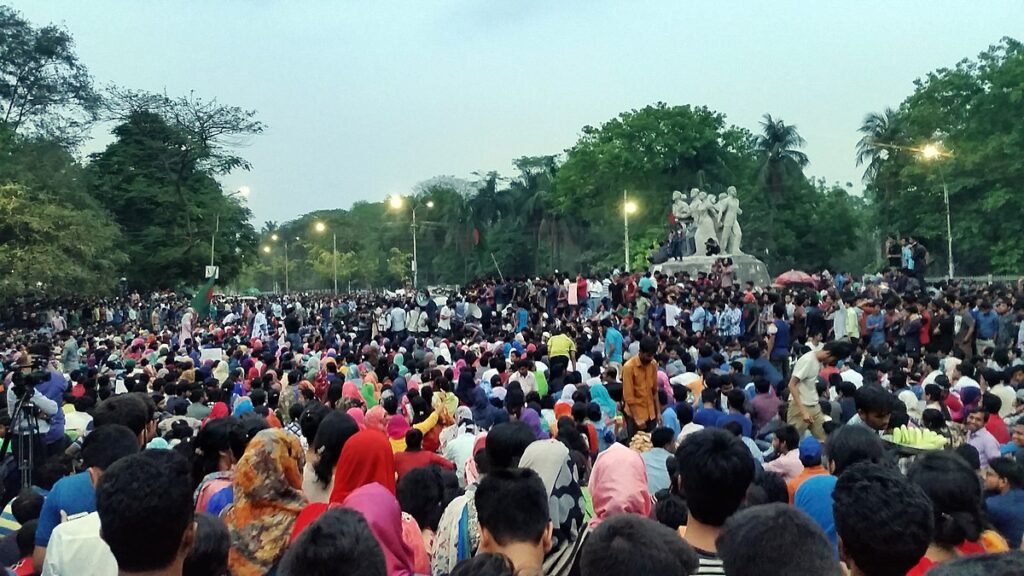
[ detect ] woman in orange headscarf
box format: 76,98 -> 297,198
222,429 -> 306,576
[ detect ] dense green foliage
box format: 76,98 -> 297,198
859,38 -> 1024,275
0,7 -> 260,299
249,104 -> 869,292
2,6 -> 1020,297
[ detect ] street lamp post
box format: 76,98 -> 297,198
267,233 -> 298,293
314,222 -> 338,294
389,196 -> 433,289
210,187 -> 250,273
920,143 -> 955,278
623,190 -> 638,272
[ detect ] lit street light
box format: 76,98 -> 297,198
623,191 -> 638,272
314,221 -> 338,294
919,141 -> 954,278
389,195 -> 434,289
265,235 -> 299,293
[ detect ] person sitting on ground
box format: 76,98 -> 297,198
641,427 -> 676,495
846,385 -> 893,433
183,513 -> 230,576
983,456 -> 1024,547
927,550 -> 1024,576
278,508 -> 386,576
794,425 -> 886,555
450,553 -> 515,576
475,468 -> 552,576
764,425 -> 803,483
716,503 -> 840,576
394,429 -> 455,481
580,514 -> 698,576
832,462 -> 934,576
786,437 -> 827,503
906,451 -> 1010,575
96,450 -> 196,576
675,428 -> 754,574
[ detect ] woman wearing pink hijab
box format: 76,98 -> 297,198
588,443 -> 651,528
343,483 -> 419,576
346,407 -> 366,430
365,406 -> 388,434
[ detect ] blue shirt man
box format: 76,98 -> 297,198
976,307 -> 999,340
604,324 -> 624,364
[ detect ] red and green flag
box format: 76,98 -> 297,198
191,275 -> 217,320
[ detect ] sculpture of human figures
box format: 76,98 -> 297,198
671,190 -> 689,224
690,189 -> 719,256
719,186 -> 744,254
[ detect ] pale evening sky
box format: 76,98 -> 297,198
10,1 -> 1024,224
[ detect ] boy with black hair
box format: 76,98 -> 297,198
280,508 -> 386,576
475,468 -> 552,575
34,424 -> 141,571
983,456 -> 1024,546
764,425 -> 803,482
847,385 -> 893,433
641,427 -> 676,495
833,462 -> 933,576
717,503 -> 839,576
927,550 -> 1024,576
580,514 -> 698,576
794,425 -> 886,556
96,450 -> 195,576
674,428 -> 754,574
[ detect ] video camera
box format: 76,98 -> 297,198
11,358 -> 47,400
10,343 -> 51,399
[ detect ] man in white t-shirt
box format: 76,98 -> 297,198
42,512 -> 117,576
787,341 -> 852,441
438,302 -> 453,335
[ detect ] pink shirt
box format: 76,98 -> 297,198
764,449 -> 804,483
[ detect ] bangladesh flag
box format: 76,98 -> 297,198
191,275 -> 217,320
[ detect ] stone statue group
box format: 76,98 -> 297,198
670,186 -> 744,257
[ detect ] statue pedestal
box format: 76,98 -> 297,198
651,254 -> 771,287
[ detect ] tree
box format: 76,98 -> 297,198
88,111 -> 257,289
386,248 -> 411,287
856,108 -> 902,183
862,37 -> 1024,274
0,6 -> 100,144
0,123 -> 127,300
103,87 -> 264,255
752,114 -> 809,253
0,183 -> 125,298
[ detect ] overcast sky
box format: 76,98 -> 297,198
11,1 -> 1024,224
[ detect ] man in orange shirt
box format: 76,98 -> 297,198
787,437 -> 828,503
622,335 -> 662,436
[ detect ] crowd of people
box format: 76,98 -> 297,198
2,266 -> 1024,575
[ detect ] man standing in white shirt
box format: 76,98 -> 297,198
438,300 -> 453,336
787,341 -> 853,441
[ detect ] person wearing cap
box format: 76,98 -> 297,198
786,437 -> 827,503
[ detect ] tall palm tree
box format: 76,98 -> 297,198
753,114 -> 809,203
856,108 -> 900,183
752,114 -> 809,253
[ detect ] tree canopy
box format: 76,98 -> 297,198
860,37 -> 1024,274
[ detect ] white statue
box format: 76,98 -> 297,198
719,186 -> 744,254
671,190 -> 690,223
691,189 -> 719,255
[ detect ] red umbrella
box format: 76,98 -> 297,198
775,270 -> 815,286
